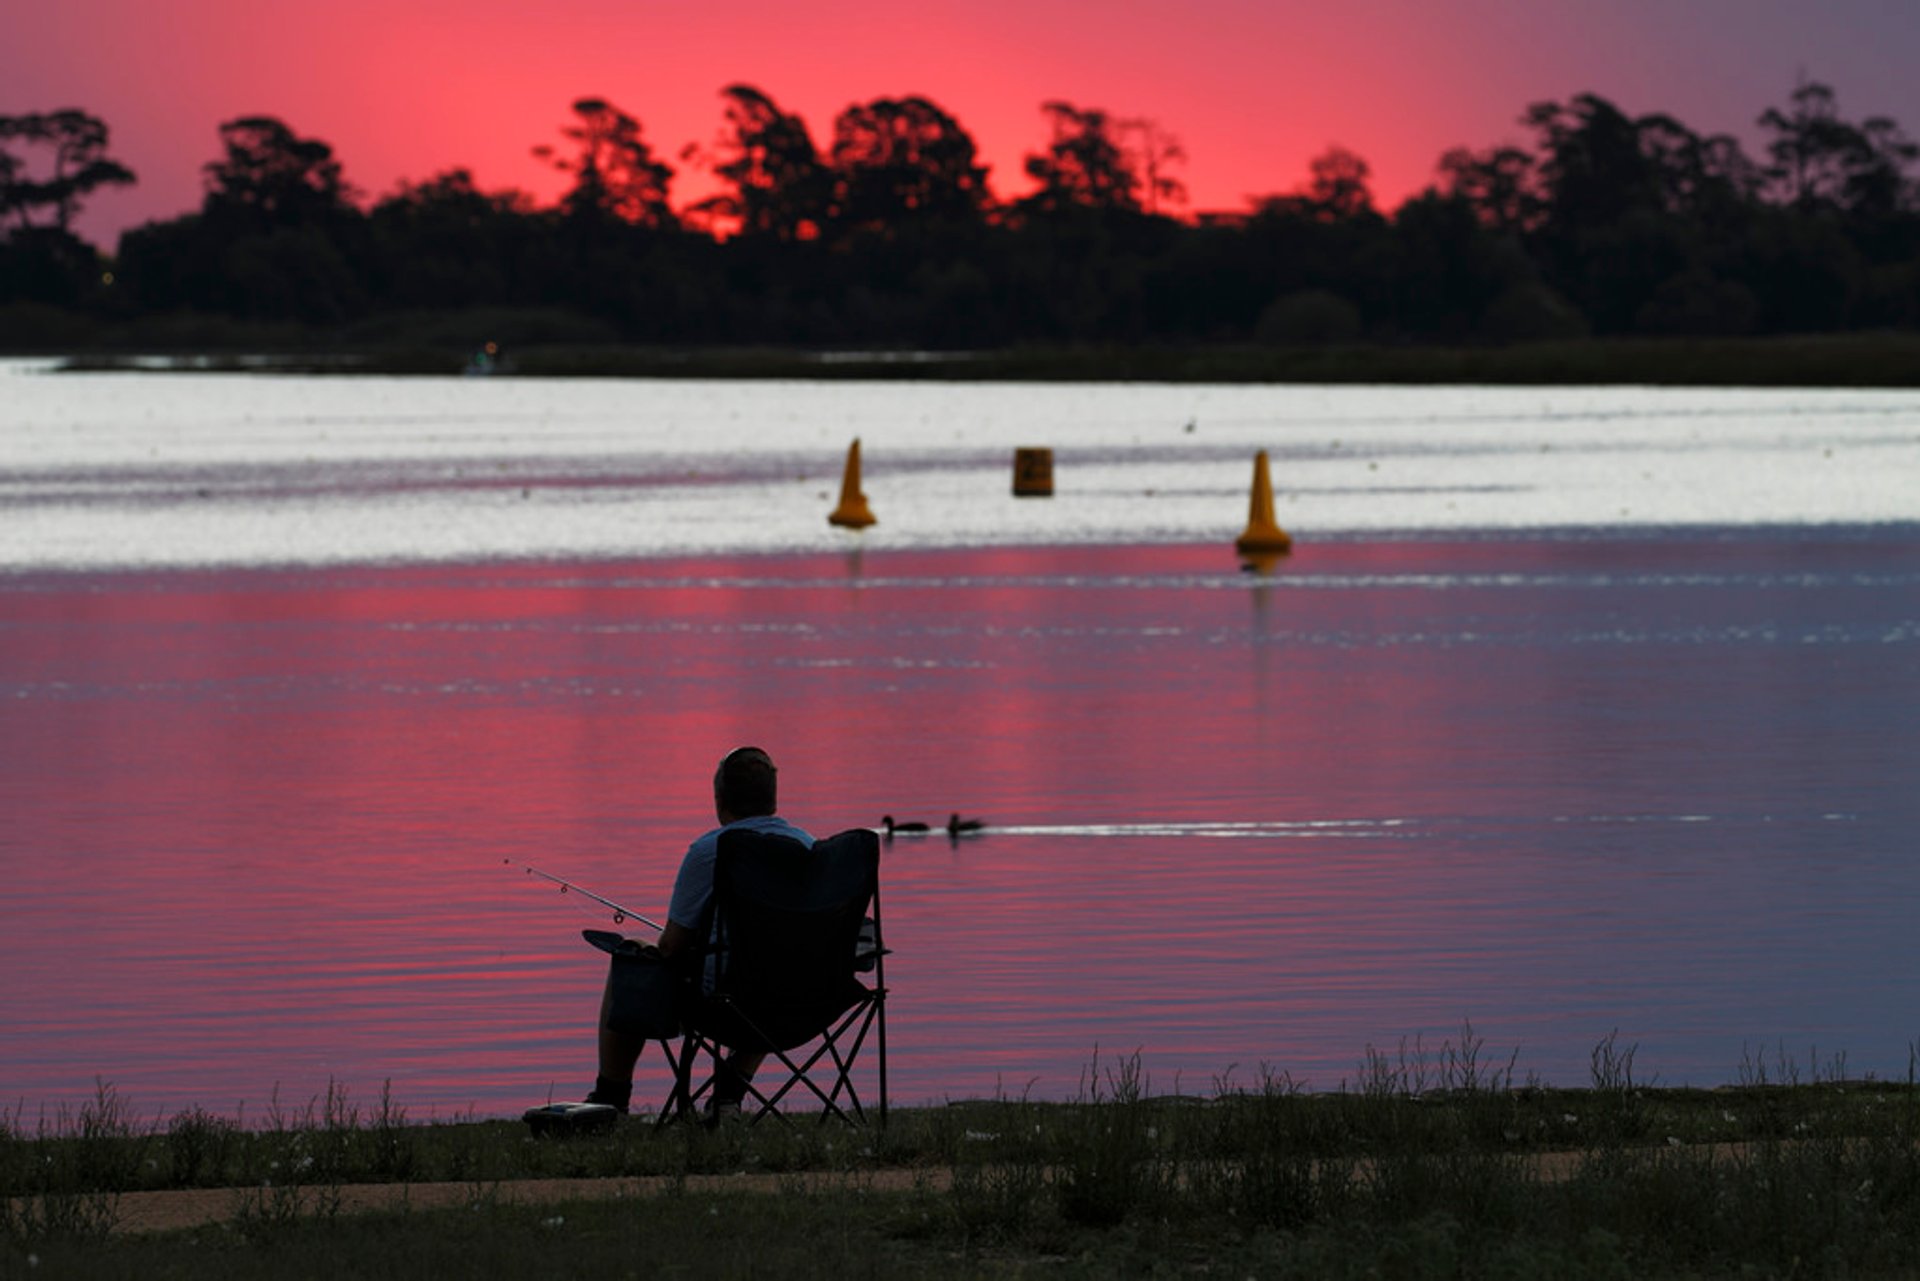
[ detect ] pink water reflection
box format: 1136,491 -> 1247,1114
3,538 -> 1917,1119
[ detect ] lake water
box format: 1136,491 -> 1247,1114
2,367 -> 1917,1120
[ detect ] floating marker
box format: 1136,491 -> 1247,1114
1234,449 -> 1292,558
827,437 -> 877,528
1012,447 -> 1054,497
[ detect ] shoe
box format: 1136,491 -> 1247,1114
584,1076 -> 632,1114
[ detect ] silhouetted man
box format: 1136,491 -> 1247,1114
585,746 -> 812,1119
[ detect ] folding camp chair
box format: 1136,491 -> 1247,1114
657,826 -> 889,1127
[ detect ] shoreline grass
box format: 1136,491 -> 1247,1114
36,330 -> 1920,387
7,1030 -> 1919,1276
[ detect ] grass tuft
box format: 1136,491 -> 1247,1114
6,1036 -> 1920,1275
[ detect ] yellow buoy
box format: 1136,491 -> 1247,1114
828,437 -> 877,529
1012,447 -> 1054,497
1234,449 -> 1292,558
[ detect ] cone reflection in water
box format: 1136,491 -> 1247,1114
828,437 -> 877,529
1234,449 -> 1292,560
1239,549 -> 1287,576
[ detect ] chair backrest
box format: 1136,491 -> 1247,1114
710,827 -> 881,1049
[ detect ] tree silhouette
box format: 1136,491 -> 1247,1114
203,116 -> 354,228
1118,118 -> 1187,215
1021,101 -> 1139,213
1523,94 -> 1673,233
16,77 -> 1920,347
379,167 -> 534,220
102,115 -> 372,323
370,169 -> 536,307
1388,191 -> 1539,338
0,109 -> 136,234
1633,114 -> 1762,223
1436,145 -> 1541,233
1303,146 -> 1377,220
533,98 -> 675,227
703,84 -> 830,240
1760,80 -> 1919,217
1517,94 -> 1725,334
826,96 -> 989,233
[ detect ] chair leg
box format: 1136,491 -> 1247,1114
656,1033 -> 717,1130
876,989 -> 888,1127
732,1001 -> 881,1126
674,991 -> 888,1128
737,1040 -> 832,1126
655,1037 -> 688,1130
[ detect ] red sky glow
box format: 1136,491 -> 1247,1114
5,0 -> 1919,248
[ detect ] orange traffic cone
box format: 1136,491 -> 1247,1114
828,438 -> 877,529
1234,450 -> 1292,558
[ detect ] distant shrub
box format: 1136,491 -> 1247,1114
0,302 -> 99,351
1636,272 -> 1761,336
343,306 -> 620,352
1255,289 -> 1364,345
107,310 -> 315,352
1482,283 -> 1590,343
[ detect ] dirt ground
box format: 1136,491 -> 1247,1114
82,1146 -> 1675,1234
94,1168 -> 950,1234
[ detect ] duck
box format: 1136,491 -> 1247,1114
882,815 -> 930,838
946,813 -> 985,837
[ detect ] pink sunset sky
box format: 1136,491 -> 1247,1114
5,0 -> 1918,247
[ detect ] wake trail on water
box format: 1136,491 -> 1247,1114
978,813 -> 1859,839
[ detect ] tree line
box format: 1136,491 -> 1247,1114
3,81 -> 1917,350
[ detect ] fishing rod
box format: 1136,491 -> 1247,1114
510,860 -> 664,934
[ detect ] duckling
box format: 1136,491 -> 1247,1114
946,813 -> 985,837
882,815 -> 930,838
